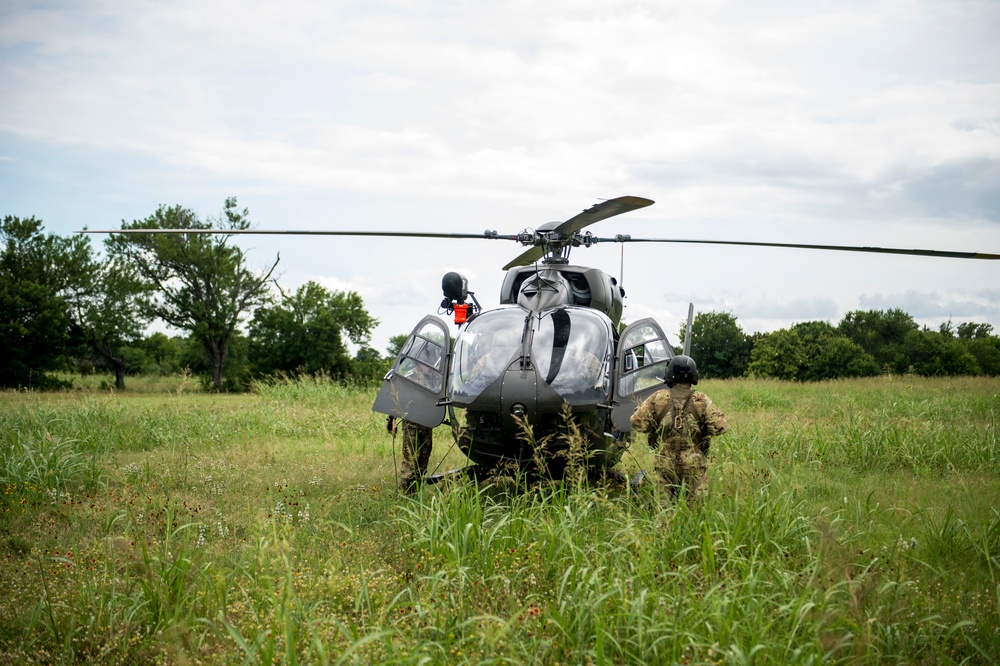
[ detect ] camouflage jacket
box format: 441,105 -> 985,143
630,384 -> 728,452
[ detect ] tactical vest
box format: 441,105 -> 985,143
660,390 -> 702,451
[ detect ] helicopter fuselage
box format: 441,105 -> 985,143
450,304 -> 617,476
372,265 -> 676,479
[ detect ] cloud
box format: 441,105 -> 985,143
859,289 -> 1000,321
3,0 -> 999,346
742,297 -> 841,321
4,1 -> 999,212
888,158 -> 1000,221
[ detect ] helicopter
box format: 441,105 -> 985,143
373,196 -> 681,481
364,195 -> 1000,482
83,195 -> 1000,482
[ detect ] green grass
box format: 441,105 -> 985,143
1,375 -> 998,664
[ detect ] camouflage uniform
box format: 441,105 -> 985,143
398,420 -> 433,493
392,358 -> 438,493
630,384 -> 727,501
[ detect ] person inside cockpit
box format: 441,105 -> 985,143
561,344 -> 604,393
460,326 -> 521,396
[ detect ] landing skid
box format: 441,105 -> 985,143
422,465 -> 649,489
423,465 -> 485,485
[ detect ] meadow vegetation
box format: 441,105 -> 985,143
1,375 -> 998,664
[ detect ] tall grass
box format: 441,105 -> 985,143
1,432 -> 102,496
1,375 -> 998,664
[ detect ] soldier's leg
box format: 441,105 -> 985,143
653,448 -> 681,500
677,449 -> 709,503
414,424 -> 433,479
399,422 -> 432,492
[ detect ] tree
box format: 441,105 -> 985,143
386,334 -> 410,359
838,309 -> 917,373
681,311 -> 752,379
66,246 -> 153,390
179,331 -> 251,391
352,345 -> 391,382
247,281 -> 378,378
901,329 -> 980,376
126,332 -> 184,376
107,198 -> 278,391
957,322 -> 994,340
807,336 -> 880,380
791,320 -> 837,343
792,321 -> 879,381
961,336 -> 1000,376
0,216 -> 91,388
745,328 -> 806,380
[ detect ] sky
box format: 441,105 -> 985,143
2,0 -> 999,355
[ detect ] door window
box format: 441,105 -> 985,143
398,322 -> 447,392
617,321 -> 673,397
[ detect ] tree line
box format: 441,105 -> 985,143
683,310 -> 1000,381
2,198 -> 386,391
5,198 -> 999,390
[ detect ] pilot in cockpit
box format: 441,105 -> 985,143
462,326 -> 521,395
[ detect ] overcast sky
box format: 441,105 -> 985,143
2,0 -> 998,354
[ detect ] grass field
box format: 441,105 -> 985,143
1,375 -> 998,664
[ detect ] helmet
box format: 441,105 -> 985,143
664,355 -> 698,387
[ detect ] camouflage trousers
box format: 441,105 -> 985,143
399,421 -> 433,493
653,445 -> 709,502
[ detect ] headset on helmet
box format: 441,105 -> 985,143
664,355 -> 698,387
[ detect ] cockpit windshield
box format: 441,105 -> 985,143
451,308 -> 526,401
532,308 -> 612,401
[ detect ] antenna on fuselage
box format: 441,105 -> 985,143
619,244 -> 625,287
682,303 -> 694,356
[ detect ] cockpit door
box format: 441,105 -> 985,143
611,318 -> 675,431
372,316 -> 450,428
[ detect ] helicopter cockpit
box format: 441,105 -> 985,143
531,308 -> 612,402
451,308 -> 525,401
449,305 -> 614,406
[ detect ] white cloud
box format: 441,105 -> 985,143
2,0 -> 999,348
859,288 -> 1000,320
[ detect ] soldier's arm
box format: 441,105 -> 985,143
702,397 -> 728,436
630,394 -> 658,433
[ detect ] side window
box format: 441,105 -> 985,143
398,322 -> 446,392
612,318 -> 674,432
617,321 -> 672,397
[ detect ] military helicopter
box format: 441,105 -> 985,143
372,196 -> 682,480
84,195 -> 1000,481
348,195 -> 1000,481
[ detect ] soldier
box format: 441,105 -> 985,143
387,416 -> 434,494
630,355 -> 727,502
390,354 -> 440,494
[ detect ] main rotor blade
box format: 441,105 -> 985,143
503,245 -> 547,270
78,228 -> 519,241
594,236 -> 1000,260
547,196 -> 655,235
